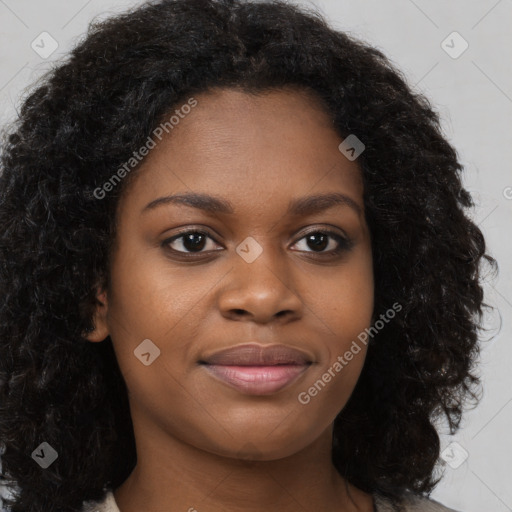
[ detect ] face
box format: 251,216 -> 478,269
88,87 -> 374,461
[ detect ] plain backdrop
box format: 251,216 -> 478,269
0,1 -> 511,511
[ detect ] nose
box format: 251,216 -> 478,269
218,245 -> 303,324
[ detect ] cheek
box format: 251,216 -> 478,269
313,250 -> 374,345
105,244 -> 225,389
300,251 -> 373,404
106,244 -> 207,340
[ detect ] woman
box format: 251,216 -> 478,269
0,1 -> 494,511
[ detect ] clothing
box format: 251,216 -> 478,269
81,489 -> 461,512
374,492 -> 461,511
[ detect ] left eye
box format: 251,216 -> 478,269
291,231 -> 348,253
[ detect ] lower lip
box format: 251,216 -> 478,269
201,364 -> 310,395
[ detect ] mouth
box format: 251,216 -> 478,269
198,343 -> 313,395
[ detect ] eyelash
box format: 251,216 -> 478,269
161,227 -> 353,259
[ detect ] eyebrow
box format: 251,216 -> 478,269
141,191 -> 362,216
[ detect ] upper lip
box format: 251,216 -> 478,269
200,343 -> 313,366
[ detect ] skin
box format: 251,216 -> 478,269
86,87 -> 375,512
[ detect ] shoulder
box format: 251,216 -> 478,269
374,491 -> 463,512
81,490 -> 120,512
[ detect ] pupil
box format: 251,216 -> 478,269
184,233 -> 206,251
308,233 -> 327,251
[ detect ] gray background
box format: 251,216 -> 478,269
0,1 -> 511,511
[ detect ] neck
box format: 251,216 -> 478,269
113,410 -> 373,512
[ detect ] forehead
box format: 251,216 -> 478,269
118,87 -> 364,215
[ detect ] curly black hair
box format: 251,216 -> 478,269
0,0 -> 496,510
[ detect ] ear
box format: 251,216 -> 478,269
83,288 -> 110,343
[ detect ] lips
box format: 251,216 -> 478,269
199,343 -> 313,395
200,343 -> 312,366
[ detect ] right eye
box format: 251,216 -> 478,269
162,230 -> 223,254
